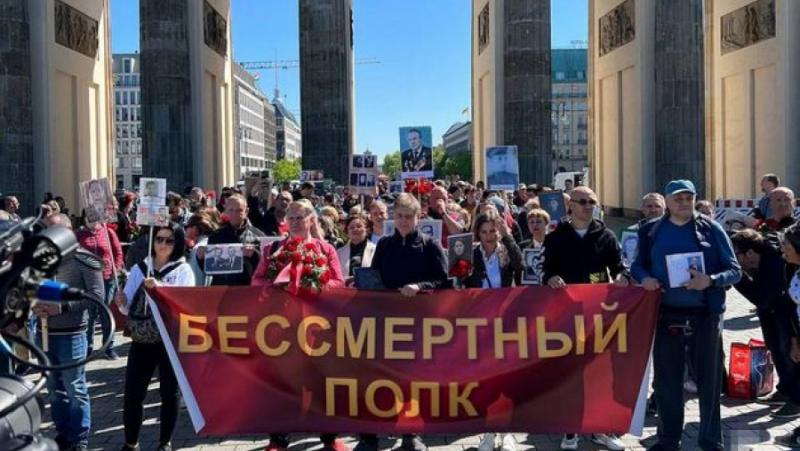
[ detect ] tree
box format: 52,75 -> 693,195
273,159 -> 301,184
431,145 -> 447,180
381,151 -> 401,179
441,152 -> 473,182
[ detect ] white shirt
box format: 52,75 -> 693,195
481,246 -> 502,288
121,257 -> 195,315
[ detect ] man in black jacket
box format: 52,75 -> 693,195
356,193 -> 447,451
248,188 -> 291,236
732,229 -> 800,417
542,186 -> 629,451
199,195 -> 265,286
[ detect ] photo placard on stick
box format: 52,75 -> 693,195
522,248 -> 546,285
137,205 -> 169,227
80,177 -> 116,223
399,126 -> 434,179
204,244 -> 245,275
300,170 -> 324,182
447,233 -> 473,272
620,230 -> 639,268
485,145 -> 520,191
539,190 -> 568,224
382,219 -> 442,243
139,178 -> 167,208
350,153 -> 379,195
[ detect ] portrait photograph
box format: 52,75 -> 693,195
136,205 -> 169,227
204,244 -> 245,275
80,177 -> 115,223
665,251 -> 706,288
364,155 -> 376,169
389,181 -> 404,194
417,219 -> 443,243
352,155 -> 364,168
539,190 -> 567,224
485,145 -> 520,191
447,233 -> 474,271
139,177 -> 167,208
620,230 -> 639,268
522,248 -> 546,285
399,126 -> 434,179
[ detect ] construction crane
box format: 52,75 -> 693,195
238,57 -> 380,99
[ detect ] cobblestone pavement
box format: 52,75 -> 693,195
37,290 -> 800,450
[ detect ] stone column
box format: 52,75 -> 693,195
503,0 -> 552,185
299,0 -> 354,185
0,0 -> 34,211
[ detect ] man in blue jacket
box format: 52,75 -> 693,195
631,180 -> 741,451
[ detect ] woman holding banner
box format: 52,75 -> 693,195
464,211 -> 523,289
251,199 -> 347,451
115,223 -> 195,451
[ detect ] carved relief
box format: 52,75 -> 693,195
204,1 -> 228,57
721,0 -> 775,55
599,0 -> 635,57
54,0 -> 99,58
478,3 -> 490,54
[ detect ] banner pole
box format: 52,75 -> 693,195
144,225 -> 154,315
41,317 -> 49,352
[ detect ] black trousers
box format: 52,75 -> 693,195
123,341 -> 181,445
758,306 -> 800,402
653,309 -> 723,451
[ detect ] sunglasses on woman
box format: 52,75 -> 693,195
155,236 -> 176,245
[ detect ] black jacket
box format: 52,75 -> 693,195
735,244 -> 794,313
543,219 -> 626,284
464,236 -> 523,288
370,230 -> 448,290
206,221 -> 265,286
247,195 -> 283,236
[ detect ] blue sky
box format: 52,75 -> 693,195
110,0 -> 587,162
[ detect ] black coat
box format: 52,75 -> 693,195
464,235 -> 523,288
543,219 -> 626,284
370,230 -> 448,290
247,195 -> 282,236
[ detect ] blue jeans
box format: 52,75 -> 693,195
44,333 -> 91,447
86,279 -> 115,352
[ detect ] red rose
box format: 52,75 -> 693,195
302,265 -> 313,276
315,257 -> 327,266
304,242 -> 317,251
303,255 -> 313,264
292,252 -> 303,263
320,270 -> 331,284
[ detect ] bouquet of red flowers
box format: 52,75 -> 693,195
266,237 -> 333,295
449,259 -> 473,280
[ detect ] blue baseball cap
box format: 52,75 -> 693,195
664,180 -> 697,196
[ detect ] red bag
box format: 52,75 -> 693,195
110,300 -> 127,332
728,339 -> 775,399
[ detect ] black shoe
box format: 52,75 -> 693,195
104,349 -> 120,360
776,431 -> 800,448
646,395 -> 657,416
773,401 -> 800,418
354,434 -> 379,451
156,443 -> 173,451
399,434 -> 426,451
758,390 -> 790,405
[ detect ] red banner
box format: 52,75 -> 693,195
148,285 -> 659,436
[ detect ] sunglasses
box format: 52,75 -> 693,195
155,236 -> 176,245
571,198 -> 597,206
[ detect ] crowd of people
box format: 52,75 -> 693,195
1,170 -> 800,451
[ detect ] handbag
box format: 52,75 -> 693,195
125,261 -> 179,344
728,339 -> 775,399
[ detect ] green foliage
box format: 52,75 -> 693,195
441,152 -> 473,182
381,151 -> 401,179
273,159 -> 301,184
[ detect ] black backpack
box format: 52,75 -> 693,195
126,261 -> 182,344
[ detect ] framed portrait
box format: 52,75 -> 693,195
204,244 -> 245,275
399,126 -> 434,179
485,146 -> 520,191
620,230 -> 639,268
136,205 -> 169,227
447,233 -> 474,271
522,247 -> 546,285
80,177 -> 115,223
665,251 -> 706,288
139,177 -> 167,208
417,219 -> 443,243
539,190 -> 567,224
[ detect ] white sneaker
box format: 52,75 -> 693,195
478,433 -> 496,451
590,433 -> 625,451
560,434 -> 579,450
500,434 -> 517,451
683,380 -> 698,394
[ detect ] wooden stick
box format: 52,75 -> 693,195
144,226 -> 154,315
41,317 -> 49,352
